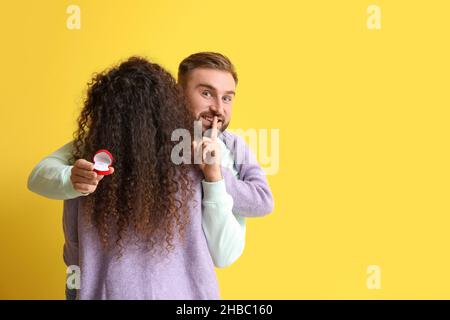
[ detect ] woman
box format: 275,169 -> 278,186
62,56 -> 240,299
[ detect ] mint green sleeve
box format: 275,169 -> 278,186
27,141 -> 86,200
201,179 -> 246,268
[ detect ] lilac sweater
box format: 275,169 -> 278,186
62,131 -> 273,299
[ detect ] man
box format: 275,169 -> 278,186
179,52 -> 274,216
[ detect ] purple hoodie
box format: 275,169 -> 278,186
63,131 -> 274,299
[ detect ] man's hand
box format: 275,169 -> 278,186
192,116 -> 222,182
70,159 -> 114,194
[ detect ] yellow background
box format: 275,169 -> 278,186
1,0 -> 449,299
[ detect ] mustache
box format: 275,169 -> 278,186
197,112 -> 225,123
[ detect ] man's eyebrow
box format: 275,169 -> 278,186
225,90 -> 236,96
195,83 -> 235,96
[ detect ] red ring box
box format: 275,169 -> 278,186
93,149 -> 114,175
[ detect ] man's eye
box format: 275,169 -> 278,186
223,95 -> 232,103
202,91 -> 212,97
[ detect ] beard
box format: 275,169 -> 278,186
197,112 -> 229,134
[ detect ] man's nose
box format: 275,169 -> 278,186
210,97 -> 225,115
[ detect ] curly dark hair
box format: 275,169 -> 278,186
72,56 -> 196,257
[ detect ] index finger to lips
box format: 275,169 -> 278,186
211,116 -> 218,141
